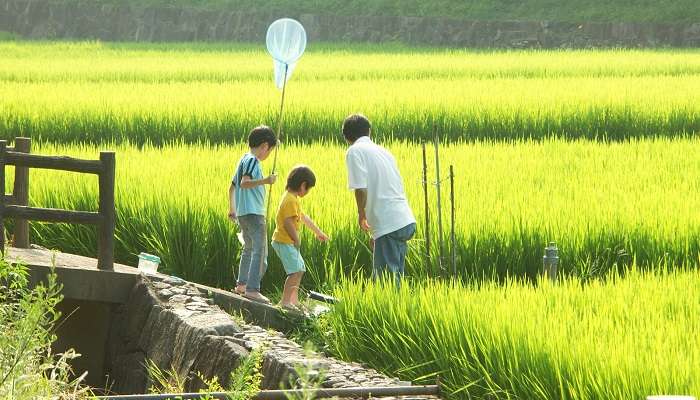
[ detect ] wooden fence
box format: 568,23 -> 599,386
0,137 -> 116,270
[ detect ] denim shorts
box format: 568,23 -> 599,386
271,241 -> 306,275
373,222 -> 416,285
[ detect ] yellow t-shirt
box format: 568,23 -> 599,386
272,191 -> 303,244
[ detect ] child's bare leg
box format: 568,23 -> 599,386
280,273 -> 299,306
287,272 -> 304,305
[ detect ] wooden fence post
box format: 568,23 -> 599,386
13,137 -> 31,248
0,140 -> 6,254
98,151 -> 115,270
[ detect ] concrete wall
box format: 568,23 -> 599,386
18,248 -> 434,395
52,299 -> 113,388
105,275 -> 437,396
2,0 -> 700,47
15,248 -> 431,395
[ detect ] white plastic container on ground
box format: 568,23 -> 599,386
137,252 -> 161,274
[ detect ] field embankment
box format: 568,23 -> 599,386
4,0 -> 700,48
45,0 -> 700,22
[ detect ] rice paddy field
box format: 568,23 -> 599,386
1,40 -> 699,399
14,139 -> 700,290
3,42 -> 700,144
323,271 -> 700,399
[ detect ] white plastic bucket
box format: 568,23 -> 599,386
137,252 -> 161,274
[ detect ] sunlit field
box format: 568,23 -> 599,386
7,139 -> 696,290
2,40 -> 698,399
324,271 -> 700,399
2,42 -> 700,144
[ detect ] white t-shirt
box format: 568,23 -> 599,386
346,136 -> 416,239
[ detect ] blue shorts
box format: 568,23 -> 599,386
271,241 -> 306,275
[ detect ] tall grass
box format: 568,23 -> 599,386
2,43 -> 700,144
321,269 -> 700,399
0,259 -> 92,399
7,138 -> 698,290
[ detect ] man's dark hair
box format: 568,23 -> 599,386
248,125 -> 277,148
342,113 -> 371,142
286,165 -> 316,191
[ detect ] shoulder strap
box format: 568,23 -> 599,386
244,157 -> 259,178
234,156 -> 258,187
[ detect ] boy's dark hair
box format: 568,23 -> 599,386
248,125 -> 277,148
342,113 -> 371,142
286,165 -> 316,191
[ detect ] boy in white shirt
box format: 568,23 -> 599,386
342,113 -> 416,285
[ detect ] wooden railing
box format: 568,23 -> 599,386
0,137 -> 116,270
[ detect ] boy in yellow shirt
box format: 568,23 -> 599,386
271,165 -> 329,311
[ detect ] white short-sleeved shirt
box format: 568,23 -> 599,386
346,136 -> 415,239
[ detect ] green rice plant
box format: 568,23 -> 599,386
4,137 -> 697,291
0,259 -> 92,399
145,347 -> 263,397
320,269 -> 700,399
2,42 -> 700,144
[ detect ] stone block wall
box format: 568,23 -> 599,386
105,274 -> 438,397
2,0 -> 700,47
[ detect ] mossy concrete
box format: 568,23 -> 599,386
3,0 -> 700,47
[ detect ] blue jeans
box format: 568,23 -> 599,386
237,214 -> 268,292
373,223 -> 416,285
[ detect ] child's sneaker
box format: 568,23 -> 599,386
243,291 -> 271,304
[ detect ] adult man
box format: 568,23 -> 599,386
343,113 -> 416,284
